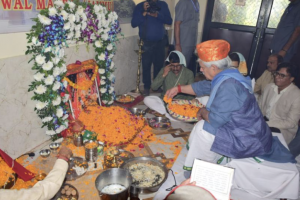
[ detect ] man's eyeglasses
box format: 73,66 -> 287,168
170,64 -> 182,68
273,71 -> 290,79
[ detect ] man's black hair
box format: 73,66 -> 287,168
277,62 -> 298,79
229,53 -> 240,63
169,52 -> 180,63
270,54 -> 284,64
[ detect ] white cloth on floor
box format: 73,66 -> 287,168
196,96 -> 209,106
154,133 -> 299,200
185,120 -> 222,168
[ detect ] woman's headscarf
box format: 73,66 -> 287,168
165,50 -> 187,67
231,52 -> 248,75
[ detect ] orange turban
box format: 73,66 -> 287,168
196,40 -> 230,62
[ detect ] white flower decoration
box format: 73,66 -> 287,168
52,81 -> 61,91
38,14 -> 52,25
67,32 -> 74,39
98,53 -> 105,61
55,125 -> 66,133
46,130 -> 56,135
68,14 -> 75,23
110,61 -> 115,69
60,10 -> 69,20
109,87 -> 114,94
75,24 -> 81,31
109,74 -> 115,81
54,0 -> 64,8
56,107 -> 64,118
64,22 -> 71,30
34,72 -> 45,81
76,5 -> 84,15
82,22 -> 87,30
95,40 -> 102,48
68,1 -> 75,9
94,4 -> 100,12
35,55 -> 46,66
100,88 -> 107,93
100,79 -> 106,85
62,114 -> 69,120
75,31 -> 81,39
108,100 -> 114,105
60,64 -> 67,73
44,75 -> 55,85
53,67 -> 60,77
101,76 -> 106,79
102,100 -> 108,104
42,61 -> 54,71
102,33 -> 108,41
63,94 -> 69,103
90,33 -> 96,40
44,47 -> 51,53
42,116 -> 53,122
52,96 -> 61,106
53,57 -> 60,64
82,13 -> 87,21
36,101 -> 47,110
59,49 -> 64,58
107,44 -> 113,51
48,7 -> 57,16
32,37 -> 41,46
98,68 -> 105,74
35,85 -> 47,94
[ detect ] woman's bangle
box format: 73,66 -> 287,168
177,85 -> 181,93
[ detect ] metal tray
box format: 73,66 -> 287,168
51,183 -> 79,200
0,173 -> 17,189
147,117 -> 171,130
66,157 -> 88,181
115,94 -> 135,104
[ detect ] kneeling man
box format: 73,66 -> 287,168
166,40 -> 294,170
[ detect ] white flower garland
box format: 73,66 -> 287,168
26,1 -> 121,136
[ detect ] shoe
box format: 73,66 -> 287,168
143,89 -> 150,96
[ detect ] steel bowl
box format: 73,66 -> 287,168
49,142 -> 60,150
95,168 -> 132,199
39,149 -> 51,158
148,117 -> 171,130
115,94 -> 135,104
129,107 -> 146,116
120,157 -> 168,194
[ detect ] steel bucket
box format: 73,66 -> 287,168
95,168 -> 132,200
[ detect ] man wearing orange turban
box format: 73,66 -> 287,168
166,39 -> 295,170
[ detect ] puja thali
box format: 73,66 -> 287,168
52,183 -> 79,200
66,157 -> 88,181
115,94 -> 135,104
147,117 -> 171,130
167,99 -> 203,122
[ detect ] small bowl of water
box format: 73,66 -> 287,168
39,149 -> 51,158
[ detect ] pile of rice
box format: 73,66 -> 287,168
129,163 -> 165,187
101,184 -> 126,194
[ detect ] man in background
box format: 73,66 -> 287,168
174,0 -> 199,75
270,0 -> 300,61
254,54 -> 283,96
131,0 -> 172,96
259,62 -> 300,144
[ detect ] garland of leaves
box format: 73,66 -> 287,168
26,0 -> 121,136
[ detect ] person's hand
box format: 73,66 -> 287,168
180,178 -> 196,186
278,50 -> 287,57
163,64 -> 171,77
148,12 -> 158,17
166,87 -> 179,99
143,2 -> 150,11
175,44 -> 182,52
197,108 -> 210,122
58,146 -> 73,160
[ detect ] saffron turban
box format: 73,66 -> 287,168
196,40 -> 230,62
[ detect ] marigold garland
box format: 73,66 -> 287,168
163,95 -> 172,104
0,156 -> 15,187
168,103 -> 200,118
63,65 -> 99,91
